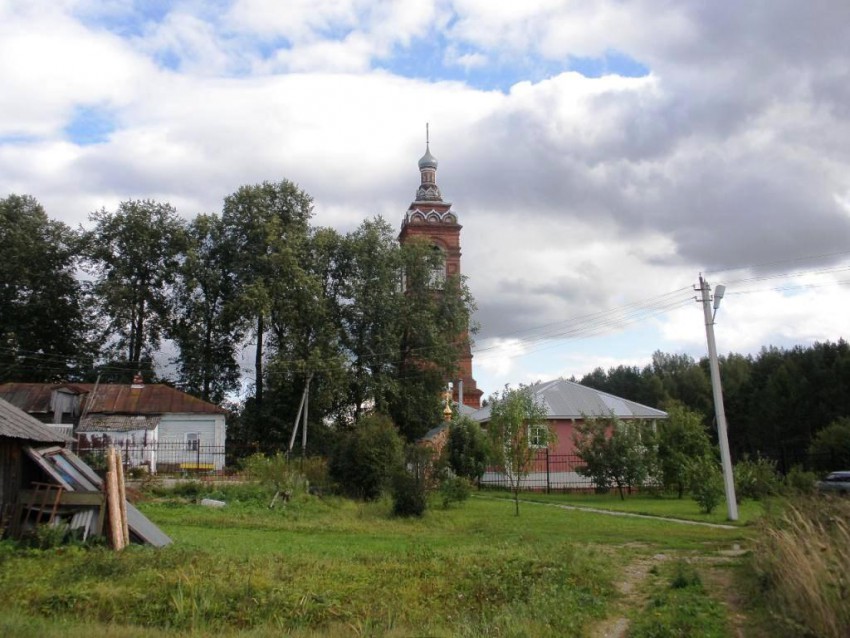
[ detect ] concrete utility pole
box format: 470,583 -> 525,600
698,275 -> 738,521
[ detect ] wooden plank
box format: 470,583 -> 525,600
19,490 -> 103,506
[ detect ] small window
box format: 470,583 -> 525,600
528,424 -> 548,448
186,432 -> 200,451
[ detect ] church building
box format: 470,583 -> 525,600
398,133 -> 483,410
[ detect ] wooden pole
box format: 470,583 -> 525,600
115,448 -> 130,546
106,448 -> 125,551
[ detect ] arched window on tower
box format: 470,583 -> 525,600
428,244 -> 446,289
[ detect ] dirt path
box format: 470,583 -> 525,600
497,496 -> 738,529
588,546 -> 753,638
589,553 -> 667,638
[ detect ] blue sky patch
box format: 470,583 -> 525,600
64,106 -> 117,146
381,39 -> 648,92
568,50 -> 650,78
0,133 -> 41,145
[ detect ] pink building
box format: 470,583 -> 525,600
472,378 -> 667,490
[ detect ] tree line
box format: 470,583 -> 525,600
577,344 -> 850,471
0,186 -> 475,446
4,188 -> 849,465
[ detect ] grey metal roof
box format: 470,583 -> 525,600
471,378 -> 667,422
0,397 -> 70,443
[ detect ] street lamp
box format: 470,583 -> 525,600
699,275 -> 738,521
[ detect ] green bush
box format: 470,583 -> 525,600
443,417 -> 490,484
784,465 -> 817,494
391,470 -> 427,517
391,445 -> 433,517
438,475 -> 472,508
241,452 -> 307,500
734,456 -> 781,502
687,456 -> 724,514
18,524 -> 72,550
329,414 -> 404,500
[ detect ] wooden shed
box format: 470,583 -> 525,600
0,397 -> 69,525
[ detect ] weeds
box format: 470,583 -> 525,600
750,496 -> 850,637
630,560 -> 729,638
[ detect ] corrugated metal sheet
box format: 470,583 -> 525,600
471,378 -> 667,422
0,398 -> 70,443
0,383 -> 225,416
78,415 -> 161,433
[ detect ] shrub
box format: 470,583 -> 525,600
241,452 -> 307,501
443,417 -> 490,484
329,414 -> 404,500
438,475 -> 472,508
734,456 -> 781,502
391,444 -> 433,517
687,455 -> 724,514
391,469 -> 427,517
784,465 -> 817,494
656,404 -> 712,498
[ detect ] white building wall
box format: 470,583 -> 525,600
159,413 -> 226,470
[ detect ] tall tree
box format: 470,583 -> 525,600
338,217 -> 404,423
221,180 -> 313,409
81,200 -> 186,373
0,194 -> 96,381
656,403 -> 713,498
388,237 -> 477,441
263,226 -> 349,449
170,213 -> 243,403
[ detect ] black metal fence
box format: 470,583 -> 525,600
480,450 -> 594,492
73,442 -> 247,476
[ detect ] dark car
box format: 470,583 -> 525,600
817,471 -> 850,495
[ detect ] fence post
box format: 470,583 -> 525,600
197,440 -> 201,470
546,448 -> 550,494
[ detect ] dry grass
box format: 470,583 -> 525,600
751,497 -> 850,637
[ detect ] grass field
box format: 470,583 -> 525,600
0,490 -> 757,637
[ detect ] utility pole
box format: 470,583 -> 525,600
698,274 -> 738,521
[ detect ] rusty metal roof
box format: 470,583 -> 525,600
0,398 -> 70,443
0,383 -> 225,416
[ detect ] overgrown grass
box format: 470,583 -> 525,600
629,560 -> 731,638
480,490 -> 764,525
0,487 -> 752,636
749,496 -> 850,637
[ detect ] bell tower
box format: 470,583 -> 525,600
398,127 -> 483,409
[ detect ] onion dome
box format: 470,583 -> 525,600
418,144 -> 438,170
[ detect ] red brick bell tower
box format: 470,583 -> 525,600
398,128 -> 483,409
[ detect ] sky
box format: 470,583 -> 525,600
2,0 -> 850,400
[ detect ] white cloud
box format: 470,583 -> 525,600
0,4 -> 154,137
1,0 -> 850,394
